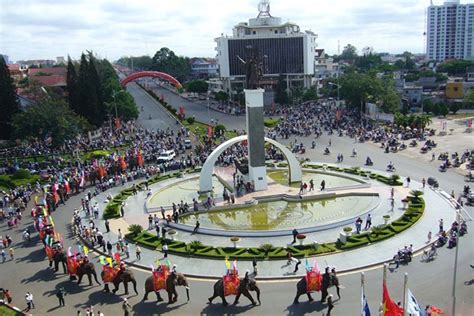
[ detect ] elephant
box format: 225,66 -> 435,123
102,269 -> 138,295
208,277 -> 261,306
142,272 -> 190,303
293,271 -> 338,304
50,250 -> 67,274
77,262 -> 101,286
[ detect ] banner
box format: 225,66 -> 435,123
67,256 -> 79,276
152,265 -> 169,291
306,269 -> 322,292
102,265 -> 119,283
223,275 -> 240,296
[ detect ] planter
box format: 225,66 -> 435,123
339,232 -> 348,244
383,215 -> 391,225
168,230 -> 177,241
230,237 -> 240,248
296,234 -> 306,246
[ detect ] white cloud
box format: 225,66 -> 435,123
0,0 -> 439,62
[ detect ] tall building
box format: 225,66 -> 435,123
426,0 -> 474,61
214,0 -> 317,103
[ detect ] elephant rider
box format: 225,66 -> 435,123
321,267 -> 331,303
244,270 -> 250,282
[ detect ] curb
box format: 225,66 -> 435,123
75,226 -> 436,281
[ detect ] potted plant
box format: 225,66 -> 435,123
340,227 -> 353,244
168,229 -> 177,241
230,236 -> 240,248
383,215 -> 391,225
296,234 -> 306,246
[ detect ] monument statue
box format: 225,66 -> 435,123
237,45 -> 264,89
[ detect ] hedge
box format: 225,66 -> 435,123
264,118 -> 281,128
102,171 -> 192,219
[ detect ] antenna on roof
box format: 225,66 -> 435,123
257,0 -> 272,18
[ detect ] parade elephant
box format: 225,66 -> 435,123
208,277 -> 261,306
142,273 -> 190,303
293,272 -> 338,304
77,262 -> 101,286
51,250 -> 67,274
103,269 -> 138,295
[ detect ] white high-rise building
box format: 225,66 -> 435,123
214,0 -> 317,103
426,0 -> 474,61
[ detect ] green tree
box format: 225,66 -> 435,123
302,87 -> 318,102
116,56 -> 152,70
464,88 -> 474,105
431,103 -> 441,116
339,44 -> 358,60
437,60 -> 474,76
0,55 -> 20,139
439,103 -> 449,117
449,103 -> 461,114
66,56 -> 79,115
274,74 -> 288,105
339,71 -> 382,112
379,86 -> 400,113
12,99 -> 89,147
186,80 -> 208,94
151,47 -> 190,83
215,91 -> 229,104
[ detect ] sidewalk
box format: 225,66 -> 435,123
86,174 -> 459,279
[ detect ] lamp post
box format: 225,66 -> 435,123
328,82 -> 341,108
112,90 -> 126,120
207,90 -> 211,124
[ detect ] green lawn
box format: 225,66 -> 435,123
0,305 -> 23,316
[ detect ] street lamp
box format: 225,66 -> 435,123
328,82 -> 341,101
207,90 -> 211,124
112,90 -> 126,120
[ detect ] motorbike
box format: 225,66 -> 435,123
439,164 -> 447,172
149,114 -> 152,120
311,141 -> 316,149
387,164 -> 396,172
399,143 -> 407,150
324,147 -> 330,155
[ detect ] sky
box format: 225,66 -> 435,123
0,0 -> 452,62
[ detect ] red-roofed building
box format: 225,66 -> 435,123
28,67 -> 67,87
30,75 -> 66,87
7,64 -> 24,82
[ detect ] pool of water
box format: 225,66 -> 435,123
148,176 -> 226,207
179,195 -> 378,231
268,170 -> 361,188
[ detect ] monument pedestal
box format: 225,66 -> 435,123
245,89 -> 267,191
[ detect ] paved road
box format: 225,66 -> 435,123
1,86 -> 472,315
126,82 -> 179,133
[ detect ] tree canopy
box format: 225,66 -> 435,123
0,55 -> 20,139
151,47 -> 190,83
12,99 -> 90,147
186,80 -> 208,94
437,60 -> 474,76
116,55 -> 153,70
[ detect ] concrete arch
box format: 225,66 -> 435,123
199,135 -> 302,192
120,71 -> 182,89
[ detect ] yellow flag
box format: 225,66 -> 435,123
83,245 -> 89,256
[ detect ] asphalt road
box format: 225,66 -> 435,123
1,85 -> 472,315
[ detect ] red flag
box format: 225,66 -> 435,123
207,126 -> 213,138
119,156 -> 127,171
98,165 -> 106,179
382,282 -> 403,316
64,180 -> 71,194
137,150 -> 144,167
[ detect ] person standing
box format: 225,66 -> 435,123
122,298 -> 131,316
8,247 -> 14,260
422,178 -> 426,189
292,229 -> 299,244
1,249 -> 6,263
309,179 -> 314,192
104,219 -> 110,233
252,258 -> 258,276
327,294 -> 334,315
406,176 -> 411,187
162,243 -> 168,258
355,217 -> 363,234
3,289 -> 12,304
25,292 -> 35,310
106,241 -> 112,256
439,219 -> 444,234
161,206 -> 166,219
120,203 -> 125,217
135,244 -> 141,260
364,214 -> 372,230
56,287 -> 66,306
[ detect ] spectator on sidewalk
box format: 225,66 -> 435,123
56,287 -> 66,306
135,244 -> 141,260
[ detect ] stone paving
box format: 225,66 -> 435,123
87,166 -> 461,279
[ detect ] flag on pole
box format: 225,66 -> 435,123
361,292 -> 371,316
406,288 -> 425,316
382,282 -> 403,316
207,126 -> 214,139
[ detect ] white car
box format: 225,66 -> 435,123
184,139 -> 192,149
157,150 -> 176,162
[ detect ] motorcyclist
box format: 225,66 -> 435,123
366,157 -> 373,165
149,114 -> 152,120
324,147 -> 330,155
428,244 -> 437,259
311,141 -> 316,149
352,148 -> 357,157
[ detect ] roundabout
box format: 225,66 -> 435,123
95,162 -> 459,278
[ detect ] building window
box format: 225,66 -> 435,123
252,31 -> 256,35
